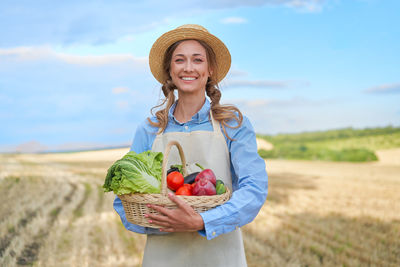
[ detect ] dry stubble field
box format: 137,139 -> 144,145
0,145 -> 399,267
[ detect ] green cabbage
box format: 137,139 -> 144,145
103,150 -> 163,194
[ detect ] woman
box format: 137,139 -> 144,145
113,24 -> 268,266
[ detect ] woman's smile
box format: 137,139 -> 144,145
181,76 -> 197,81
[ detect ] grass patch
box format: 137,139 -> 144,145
1,176 -> 21,190
90,226 -> 104,247
8,225 -> 15,234
259,147 -> 377,162
73,183 -> 92,219
49,207 -> 62,218
57,233 -> 72,251
309,245 -> 324,264
258,126 -> 400,162
115,218 -> 143,253
96,185 -> 105,212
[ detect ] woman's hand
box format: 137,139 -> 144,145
145,193 -> 204,232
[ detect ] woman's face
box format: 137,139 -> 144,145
169,40 -> 210,94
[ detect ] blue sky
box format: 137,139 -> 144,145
1,0 -> 399,152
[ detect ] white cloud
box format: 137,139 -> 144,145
229,97 -> 320,109
364,83 -> 400,94
223,79 -> 309,89
227,69 -> 249,78
229,96 -> 400,135
223,67 -> 310,89
227,97 -> 329,133
0,46 -> 53,60
207,0 -> 326,12
225,80 -> 289,89
284,0 -> 325,12
112,87 -> 130,94
225,97 -> 375,134
221,17 -> 248,24
1,1 -> 329,47
0,46 -> 147,67
58,53 -> 147,66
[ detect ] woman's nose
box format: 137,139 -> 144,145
183,61 -> 194,72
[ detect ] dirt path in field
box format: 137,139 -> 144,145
256,138 -> 274,151
375,147 -> 400,166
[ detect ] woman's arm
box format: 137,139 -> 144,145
145,116 -> 267,238
198,116 -> 268,240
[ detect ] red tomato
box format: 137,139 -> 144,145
167,171 -> 184,191
182,184 -> 193,194
183,184 -> 192,190
175,185 -> 192,196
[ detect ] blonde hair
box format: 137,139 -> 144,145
148,39 -> 243,140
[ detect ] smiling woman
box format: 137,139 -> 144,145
112,24 -> 268,267
148,26 -> 243,139
169,40 -> 210,99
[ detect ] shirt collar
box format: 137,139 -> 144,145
168,98 -> 211,125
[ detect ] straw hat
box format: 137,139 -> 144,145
149,24 -> 231,84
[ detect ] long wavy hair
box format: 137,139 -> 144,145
148,39 -> 243,140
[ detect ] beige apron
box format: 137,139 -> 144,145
142,113 -> 247,267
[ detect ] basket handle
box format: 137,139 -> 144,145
161,141 -> 188,196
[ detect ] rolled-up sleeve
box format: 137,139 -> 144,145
198,116 -> 268,240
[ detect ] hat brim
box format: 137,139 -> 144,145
149,27 -> 231,84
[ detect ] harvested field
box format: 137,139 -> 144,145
0,145 -> 399,266
244,158 -> 400,267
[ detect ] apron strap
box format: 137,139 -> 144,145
209,111 -> 223,136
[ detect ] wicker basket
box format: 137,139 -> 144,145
119,140 -> 231,228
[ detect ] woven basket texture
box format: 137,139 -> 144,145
119,140 -> 231,228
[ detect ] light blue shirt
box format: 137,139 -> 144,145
113,99 -> 268,240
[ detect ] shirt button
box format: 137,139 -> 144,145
184,126 -> 189,130
212,231 -> 216,236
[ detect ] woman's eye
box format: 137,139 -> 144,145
194,58 -> 203,62
175,58 -> 184,62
